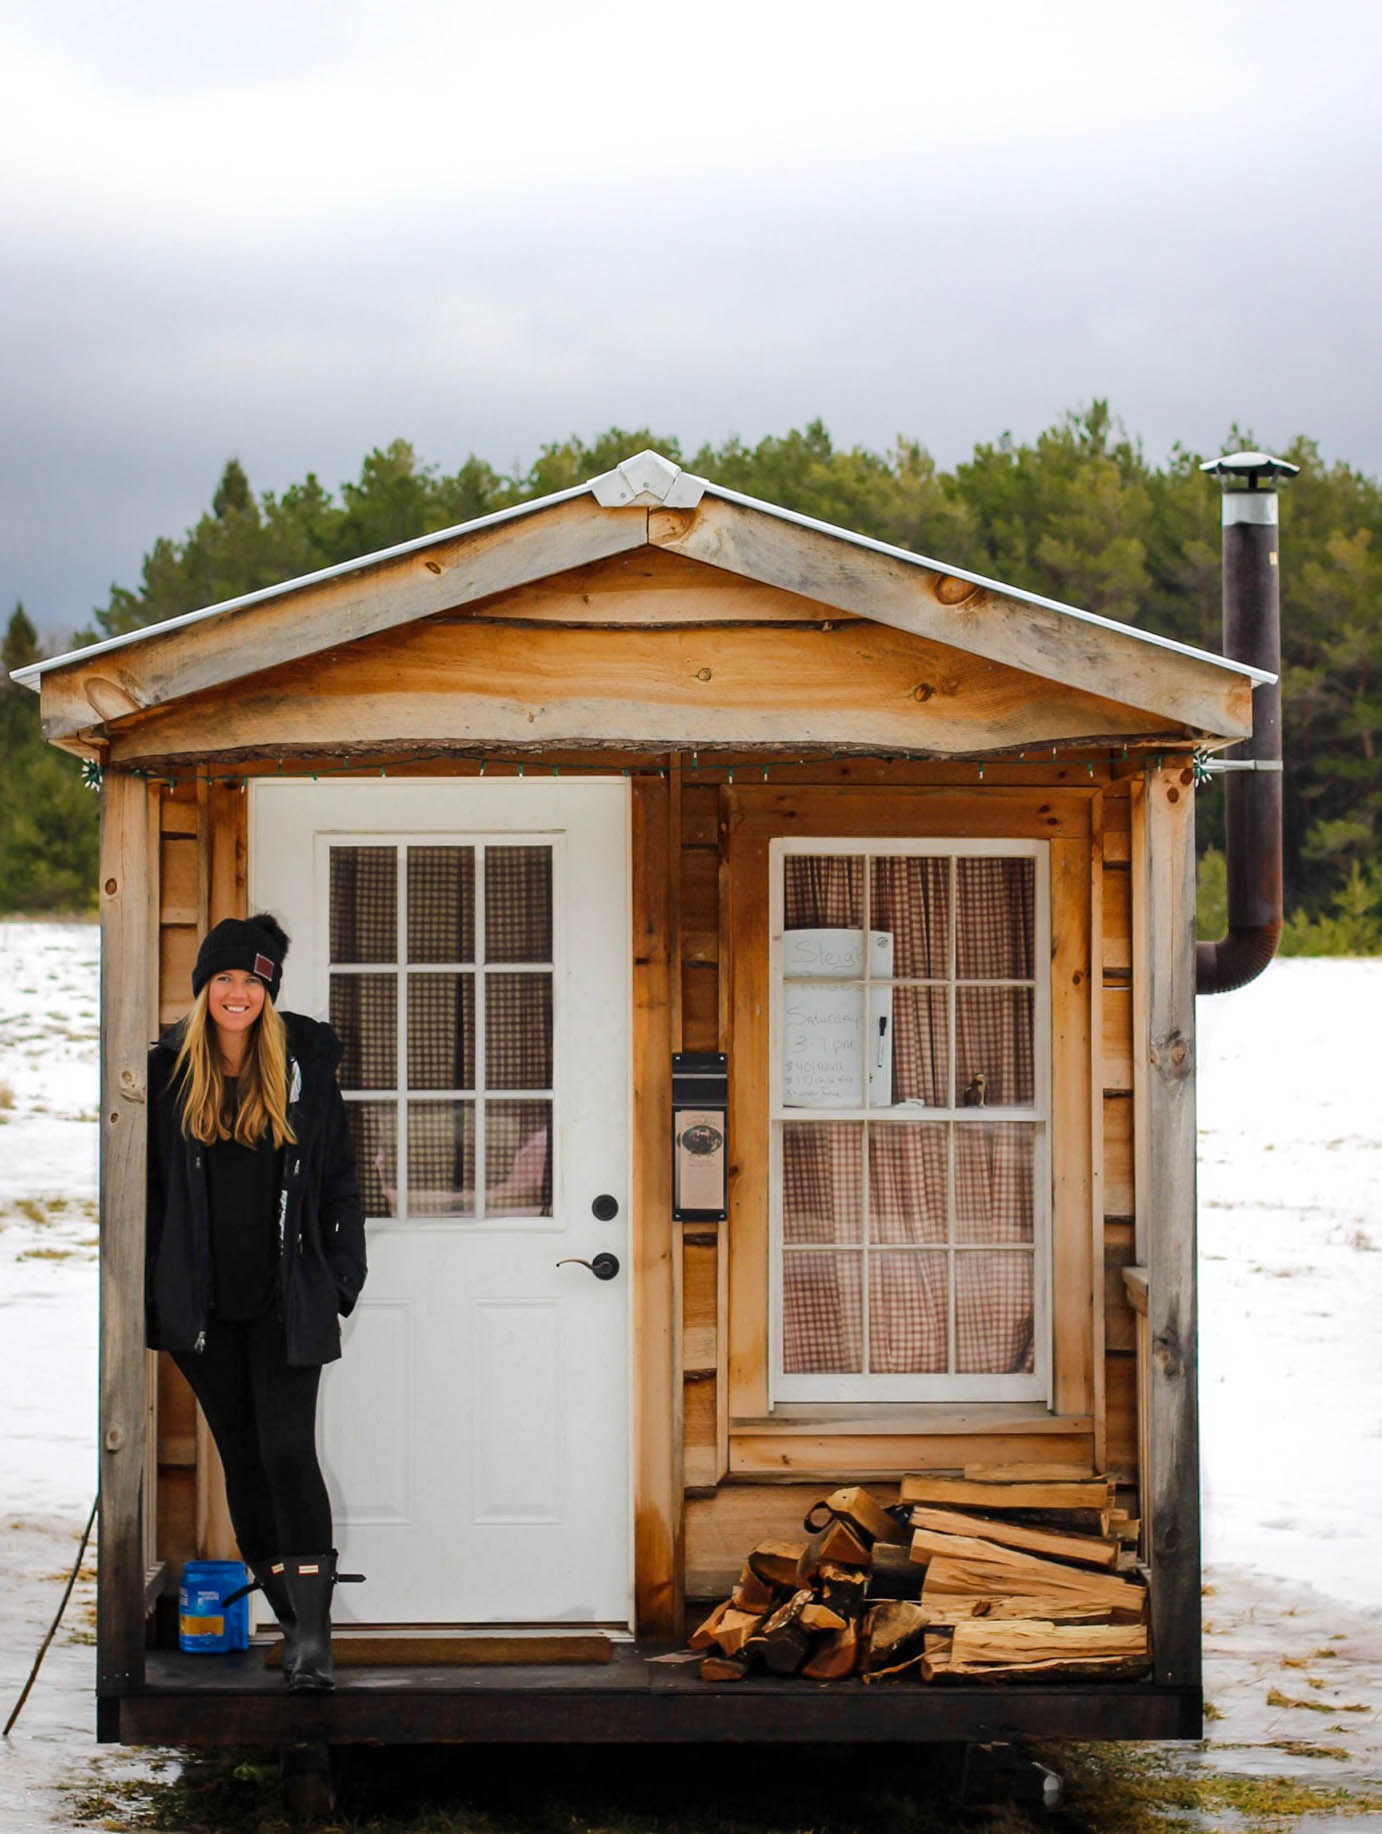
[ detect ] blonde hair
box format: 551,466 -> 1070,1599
173,985 -> 297,1150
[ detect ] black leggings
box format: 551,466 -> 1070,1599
173,1313 -> 333,1560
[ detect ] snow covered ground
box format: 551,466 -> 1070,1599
0,921 -> 1379,1827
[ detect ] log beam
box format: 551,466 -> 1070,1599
98,770 -> 156,1696
1139,762 -> 1200,1688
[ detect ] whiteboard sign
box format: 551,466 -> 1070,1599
781,931 -> 896,1108
783,986 -> 865,1107
784,928 -> 894,979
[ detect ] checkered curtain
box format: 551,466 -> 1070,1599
781,852 -> 1036,1378
955,1124 -> 1035,1374
330,848 -> 396,962
407,848 -> 474,962
486,847 -> 552,962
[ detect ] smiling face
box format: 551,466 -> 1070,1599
207,969 -> 266,1063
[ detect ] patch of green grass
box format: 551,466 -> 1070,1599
1046,1741 -> 1382,1833
15,1196 -> 49,1225
18,1244 -> 75,1261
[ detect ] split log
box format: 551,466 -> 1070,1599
946,1652 -> 1153,1680
745,1589 -> 813,1675
817,1561 -> 869,1618
688,1600 -> 730,1650
900,1476 -> 1114,1513
910,1505 -> 1120,1570
796,1517 -> 872,1581
799,1602 -> 848,1632
962,1461 -> 1094,1482
801,1618 -> 861,1680
747,1539 -> 808,1588
950,1618 -> 1148,1668
863,1600 -> 930,1674
920,1595 -> 1118,1626
919,1546 -> 1146,1620
700,1653 -> 748,1682
1108,1510 -> 1141,1545
714,1607 -> 765,1657
731,1565 -> 779,1613
869,1541 -> 925,1597
818,1485 -> 909,1545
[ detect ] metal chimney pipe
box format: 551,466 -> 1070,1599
1195,450 -> 1298,996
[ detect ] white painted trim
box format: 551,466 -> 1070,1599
768,836 -> 1052,1405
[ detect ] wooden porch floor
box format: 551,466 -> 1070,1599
110,1644 -> 1200,1745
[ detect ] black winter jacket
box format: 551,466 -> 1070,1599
146,1012 -> 367,1366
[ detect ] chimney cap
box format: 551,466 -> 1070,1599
1200,450 -> 1300,490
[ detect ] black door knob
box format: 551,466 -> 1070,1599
591,1194 -> 619,1221
556,1253 -> 621,1281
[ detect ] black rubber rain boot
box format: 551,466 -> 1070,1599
281,1553 -> 339,1693
251,1559 -> 299,1683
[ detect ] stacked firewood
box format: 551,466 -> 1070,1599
690,1474 -> 1150,1684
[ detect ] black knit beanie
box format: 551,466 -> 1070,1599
191,912 -> 290,1004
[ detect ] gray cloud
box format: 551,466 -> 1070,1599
3,0 -> 1380,640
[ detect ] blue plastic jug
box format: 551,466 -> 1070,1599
179,1559 -> 250,1653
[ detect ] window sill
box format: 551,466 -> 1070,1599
730,1404 -> 1092,1438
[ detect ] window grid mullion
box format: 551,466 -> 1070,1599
947,854 -> 958,1374
474,844 -> 487,1220
861,856 -> 871,1374
396,844 -> 408,1221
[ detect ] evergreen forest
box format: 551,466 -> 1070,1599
4,405 -> 1382,951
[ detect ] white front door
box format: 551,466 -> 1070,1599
251,779 -> 631,1626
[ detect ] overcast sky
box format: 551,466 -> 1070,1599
3,0 -> 1380,642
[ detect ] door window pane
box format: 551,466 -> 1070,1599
407,847 -> 474,963
486,1101 -> 552,1216
783,1253 -> 862,1373
486,973 -> 553,1090
408,1102 -> 475,1217
486,847 -> 552,962
407,975 -> 474,1091
330,848 -> 396,963
344,1102 -> 396,1219
330,975 -> 396,1089
869,1253 -> 948,1373
783,1123 -> 862,1244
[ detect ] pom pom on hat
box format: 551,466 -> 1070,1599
192,912 -> 290,1004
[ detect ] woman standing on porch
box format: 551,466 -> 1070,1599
145,913 -> 366,1692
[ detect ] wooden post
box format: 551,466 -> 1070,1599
631,773 -> 682,1638
1139,762 -> 1200,1691
98,770 -> 155,1703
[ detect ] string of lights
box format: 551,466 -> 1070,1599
80,745 -> 1196,795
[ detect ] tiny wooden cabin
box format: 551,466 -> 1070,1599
24,450 -> 1260,1748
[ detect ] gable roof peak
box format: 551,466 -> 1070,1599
589,450 -> 706,509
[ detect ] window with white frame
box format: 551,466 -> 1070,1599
770,840 -> 1050,1402
324,840 -> 556,1224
